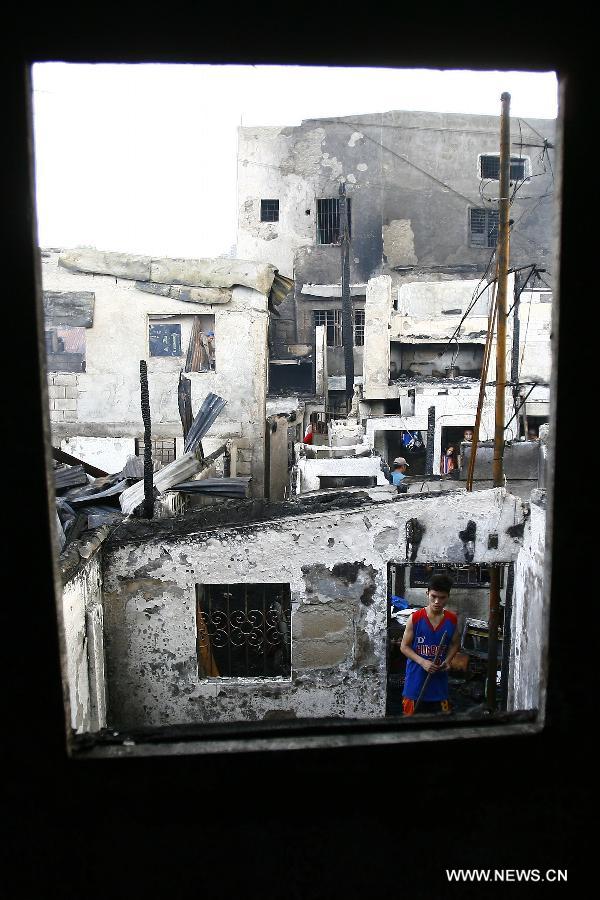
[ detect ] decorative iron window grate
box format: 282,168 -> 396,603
149,323 -> 182,357
135,438 -> 176,465
480,155 -> 527,181
316,198 -> 351,245
195,583 -> 291,678
315,308 -> 363,347
409,564 -> 504,589
469,208 -> 499,248
260,199 -> 279,222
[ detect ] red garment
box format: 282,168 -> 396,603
303,427 -> 313,444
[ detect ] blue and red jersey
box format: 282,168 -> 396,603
402,607 -> 458,702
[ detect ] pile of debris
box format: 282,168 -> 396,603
54,391 -> 254,557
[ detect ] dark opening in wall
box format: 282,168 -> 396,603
390,343 -> 484,379
316,197 -> 351,245
469,207 -> 499,248
135,437 -> 176,465
195,583 -> 291,678
268,360 -> 313,393
260,199 -> 279,222
480,154 -> 527,181
45,325 -> 86,372
314,308 -> 363,346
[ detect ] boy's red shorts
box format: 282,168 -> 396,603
402,698 -> 451,716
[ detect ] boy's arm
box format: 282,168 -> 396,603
441,625 -> 461,670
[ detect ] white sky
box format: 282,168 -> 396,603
31,63 -> 558,259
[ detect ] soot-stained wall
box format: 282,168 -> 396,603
101,487 -> 526,728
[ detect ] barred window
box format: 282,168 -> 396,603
316,198 -> 351,244
135,438 -> 176,465
469,207 -> 499,248
315,308 -> 364,347
195,583 -> 291,678
480,154 -> 527,181
354,308 -> 365,347
260,199 -> 279,222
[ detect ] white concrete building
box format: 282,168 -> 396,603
41,248 -> 289,497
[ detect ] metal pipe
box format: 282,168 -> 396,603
139,360 -> 154,519
339,182 -> 354,407
492,92 -> 511,487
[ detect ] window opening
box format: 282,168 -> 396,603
260,199 -> 279,222
469,207 -> 499,248
314,308 -> 363,347
45,325 -> 86,372
184,315 -> 215,372
135,437 -> 176,465
195,584 -> 291,678
316,197 -> 351,244
480,154 -> 527,181
354,308 -> 365,346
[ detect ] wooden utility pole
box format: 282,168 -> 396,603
339,182 -> 354,409
486,92 -> 511,708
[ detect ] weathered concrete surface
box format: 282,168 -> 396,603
101,488 -> 526,728
296,453 -> 388,493
508,493 -> 546,712
237,110 -> 555,283
59,248 -> 278,295
61,552 -> 107,733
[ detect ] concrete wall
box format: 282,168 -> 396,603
61,552 -> 107,733
42,250 -> 268,495
295,454 -> 389,493
237,110 -> 555,283
508,492 -> 547,711
101,487 -> 526,728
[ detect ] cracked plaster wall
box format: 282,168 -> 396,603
100,487 -> 525,728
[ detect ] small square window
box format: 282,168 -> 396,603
469,208 -> 499,248
149,323 -> 182,356
260,199 -> 279,222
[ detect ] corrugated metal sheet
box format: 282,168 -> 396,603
172,477 -> 251,497
184,393 -> 227,453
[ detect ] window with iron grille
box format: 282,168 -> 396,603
480,154 -> 527,181
149,323 -> 182,357
354,308 -> 365,347
409,564 -> 504,589
314,308 -> 364,347
316,198 -> 351,244
195,583 -> 291,678
469,207 -> 499,248
135,438 -> 176,465
260,199 -> 279,222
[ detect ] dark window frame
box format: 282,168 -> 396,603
469,207 -> 499,248
480,154 -> 528,181
316,197 -> 351,245
260,199 -> 279,222
195,583 -> 291,679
